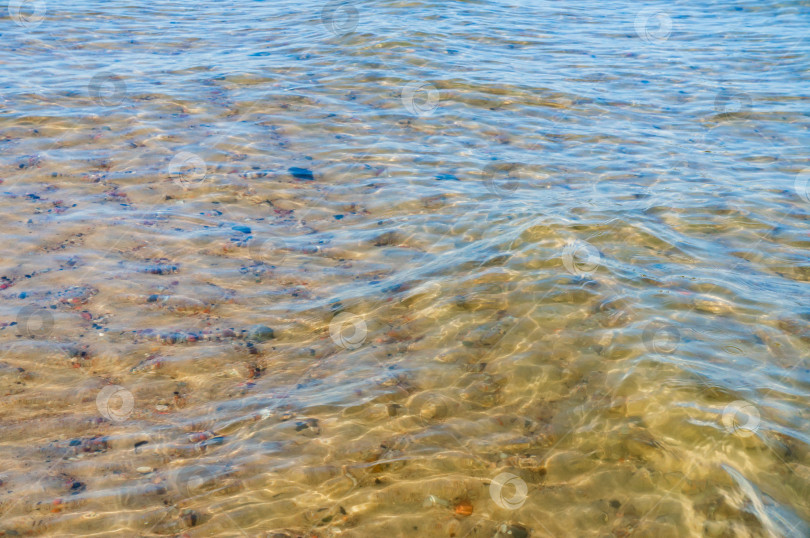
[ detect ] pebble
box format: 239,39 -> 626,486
181,508 -> 199,527
289,166 -> 315,181
232,225 -> 251,234
248,324 -> 275,341
372,231 -> 403,247
144,263 -> 178,275
188,431 -> 214,443
295,418 -> 321,435
137,466 -> 152,474
454,500 -> 473,517
693,296 -> 733,315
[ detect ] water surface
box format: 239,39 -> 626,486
1,0 -> 810,536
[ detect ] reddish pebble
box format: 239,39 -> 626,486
454,500 -> 473,517
188,432 -> 212,443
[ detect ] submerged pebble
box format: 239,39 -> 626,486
288,166 -> 315,181
143,263 -> 179,275
248,324 -> 275,341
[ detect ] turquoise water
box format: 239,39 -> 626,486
1,1 -> 809,536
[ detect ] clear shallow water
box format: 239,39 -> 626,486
1,0 -> 809,536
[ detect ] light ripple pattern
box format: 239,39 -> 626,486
0,0 -> 809,536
